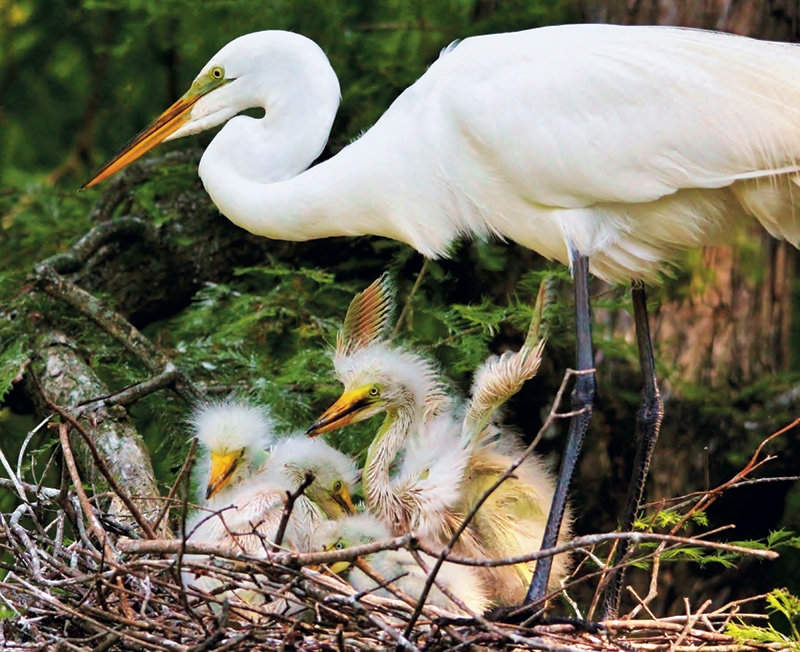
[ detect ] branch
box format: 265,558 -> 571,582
47,402 -> 157,540
30,263 -> 200,403
57,423 -> 113,559
40,217 -> 149,275
150,439 -> 198,534
272,471 -> 314,552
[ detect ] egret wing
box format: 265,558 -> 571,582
422,24 -> 800,208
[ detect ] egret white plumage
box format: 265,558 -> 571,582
186,435 -> 358,555
307,276 -> 570,605
190,400 -> 273,503
315,513 -> 489,615
184,404 -> 358,607
83,24 -> 800,609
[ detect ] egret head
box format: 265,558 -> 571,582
81,30 -> 339,188
191,400 -> 274,502
306,343 -> 451,436
315,513 -> 391,574
267,437 -> 359,518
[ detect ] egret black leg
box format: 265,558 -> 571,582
525,252 -> 596,604
602,282 -> 664,619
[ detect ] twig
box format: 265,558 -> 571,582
75,369 -> 183,409
624,543 -> 665,620
47,401 -> 157,540
669,599 -> 711,652
150,439 -> 197,534
119,534 -> 416,568
669,417 -> 799,534
57,423 -> 113,559
392,259 -> 428,337
16,415 -> 53,492
414,531 -> 777,567
272,471 -> 315,552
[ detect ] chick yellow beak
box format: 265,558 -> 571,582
328,560 -> 352,575
206,449 -> 244,500
332,486 -> 356,516
306,388 -> 376,437
81,74 -> 229,189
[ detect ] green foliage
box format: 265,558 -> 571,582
638,509 -> 708,531
727,589 -> 800,650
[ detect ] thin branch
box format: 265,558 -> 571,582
47,401 -> 157,540
669,417 -> 799,535
74,369 -> 183,409
150,439 -> 197,534
57,423 -> 113,559
272,471 -> 315,551
392,259 -> 428,337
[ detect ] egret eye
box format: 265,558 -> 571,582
369,385 -> 380,397
334,541 -> 345,550
210,66 -> 224,80
333,480 -> 343,492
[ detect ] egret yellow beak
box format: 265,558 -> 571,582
206,449 -> 244,500
331,486 -> 356,516
81,75 -> 230,189
328,560 -> 352,575
306,388 -> 376,437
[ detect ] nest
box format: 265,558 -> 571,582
0,515 -> 783,652
0,366 -> 792,651
0,451 -> 786,652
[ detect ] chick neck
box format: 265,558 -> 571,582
363,405 -> 415,532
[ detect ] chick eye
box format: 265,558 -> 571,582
210,66 -> 224,80
369,385 -> 380,397
334,541 -> 345,550
333,480 -> 343,492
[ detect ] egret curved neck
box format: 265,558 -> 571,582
200,134 -> 413,247
363,407 -> 414,529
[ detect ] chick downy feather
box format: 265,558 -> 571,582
183,433 -> 358,609
190,399 -> 275,506
314,513 -> 489,615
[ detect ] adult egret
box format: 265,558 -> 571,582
307,276 -> 571,605
83,25 -> 800,608
184,404 -> 358,607
190,400 -> 273,503
315,513 -> 489,614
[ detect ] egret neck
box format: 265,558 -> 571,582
363,407 -> 414,532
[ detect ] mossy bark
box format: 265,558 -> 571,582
28,330 -> 165,534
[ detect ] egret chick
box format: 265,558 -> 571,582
316,513 -> 489,615
183,435 -> 359,610
186,435 -> 358,555
308,277 -> 569,605
190,399 -> 274,504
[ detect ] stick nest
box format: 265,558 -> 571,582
0,476 -> 783,652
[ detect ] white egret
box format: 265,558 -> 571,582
186,435 -> 358,555
190,399 -> 273,503
83,25 -> 800,609
184,404 -> 358,608
315,513 -> 489,615
307,276 -> 571,605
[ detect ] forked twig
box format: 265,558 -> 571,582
272,471 -> 315,551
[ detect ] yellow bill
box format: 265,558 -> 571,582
306,387 -> 376,436
332,485 -> 356,515
81,71 -> 231,189
206,449 -> 244,500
